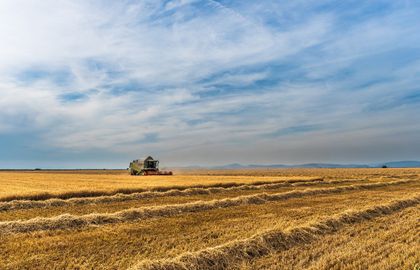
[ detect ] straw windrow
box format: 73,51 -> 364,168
0,178 -> 371,212
0,179 -> 414,235
0,178 -> 324,204
130,195 -> 420,270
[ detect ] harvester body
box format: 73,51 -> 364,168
129,156 -> 172,176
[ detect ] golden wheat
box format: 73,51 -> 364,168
0,178 -> 352,212
0,171 -> 317,201
241,206 -> 419,270
0,169 -> 418,270
131,195 -> 420,270
0,179 -> 413,235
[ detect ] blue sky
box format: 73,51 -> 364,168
0,0 -> 419,168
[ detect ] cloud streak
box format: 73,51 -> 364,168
0,0 -> 419,168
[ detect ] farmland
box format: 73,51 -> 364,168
0,168 -> 419,269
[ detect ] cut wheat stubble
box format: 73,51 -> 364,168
0,179 -> 414,235
131,195 -> 420,270
1,178 -> 369,213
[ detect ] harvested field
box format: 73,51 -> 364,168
0,170 -> 318,201
241,205 -> 420,270
0,168 -> 418,269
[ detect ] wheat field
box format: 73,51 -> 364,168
0,168 -> 419,269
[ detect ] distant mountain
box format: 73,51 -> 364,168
293,163 -> 370,168
213,163 -> 288,169
383,161 -> 420,168
212,163 -> 369,169
215,163 -> 248,169
205,161 -> 420,169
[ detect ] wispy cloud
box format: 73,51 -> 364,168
0,0 -> 419,167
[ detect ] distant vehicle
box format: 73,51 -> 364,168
129,156 -> 173,176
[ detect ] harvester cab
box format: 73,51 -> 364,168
129,156 -> 172,176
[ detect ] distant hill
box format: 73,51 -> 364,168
383,161 -> 420,168
206,161 -> 420,169
291,163 -> 370,168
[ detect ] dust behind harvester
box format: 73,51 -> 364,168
129,156 -> 173,176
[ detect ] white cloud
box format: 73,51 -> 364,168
0,0 -> 419,166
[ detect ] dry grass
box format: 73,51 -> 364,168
0,170 -> 317,201
0,179 -> 413,235
242,206 -> 420,270
132,195 -> 419,270
1,186 -> 418,269
0,179 -> 368,222
0,178 -> 325,210
0,168 -> 418,270
176,167 -> 420,178
5,177 -> 378,213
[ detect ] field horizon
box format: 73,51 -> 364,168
2,159 -> 420,171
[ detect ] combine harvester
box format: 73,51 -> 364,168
129,156 -> 173,176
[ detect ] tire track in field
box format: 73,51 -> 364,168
0,178 -> 360,212
0,179 -> 414,235
130,195 -> 420,270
